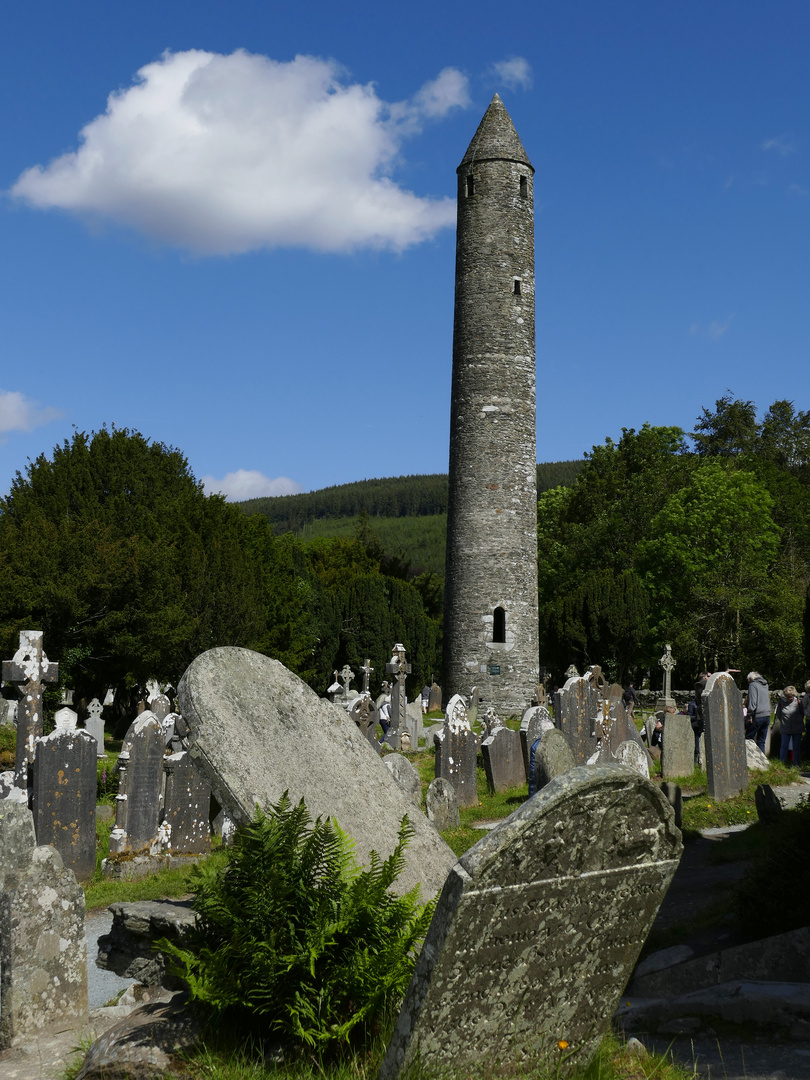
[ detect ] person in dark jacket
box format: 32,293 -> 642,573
776,686 -> 803,767
622,683 -> 639,720
746,672 -> 771,753
693,672 -> 709,764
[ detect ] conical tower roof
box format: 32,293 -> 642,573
459,94 -> 533,171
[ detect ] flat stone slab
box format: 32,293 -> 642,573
177,648 -> 455,899
380,765 -> 682,1079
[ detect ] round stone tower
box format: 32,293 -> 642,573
442,94 -> 539,716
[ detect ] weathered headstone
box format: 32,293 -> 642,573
2,630 -> 59,790
425,777 -> 460,831
745,740 -> 769,772
0,697 -> 17,727
350,693 -> 381,752
657,643 -> 677,710
385,645 -> 412,749
660,781 -> 683,829
434,694 -> 478,808
554,675 -> 598,764
467,685 -> 480,729
428,681 -> 442,713
108,712 -> 165,855
159,751 -> 211,855
660,713 -> 694,779
702,672 -> 748,801
380,766 -> 683,1079
564,663 -> 580,680
150,694 -> 172,722
615,739 -> 650,779
533,728 -> 575,794
384,754 -> 422,807
339,664 -> 355,705
519,705 -> 554,780
84,697 -> 106,757
177,648 -> 454,898
403,698 -> 423,748
0,800 -> 88,1047
482,725 -> 525,793
32,718 -> 97,880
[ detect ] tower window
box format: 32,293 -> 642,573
466,175 -> 475,197
493,606 -> 506,643
520,175 -> 528,199
513,279 -> 522,295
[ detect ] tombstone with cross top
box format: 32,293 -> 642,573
657,644 -> 677,710
360,658 -> 374,695
2,630 -> 59,791
385,644 -> 411,748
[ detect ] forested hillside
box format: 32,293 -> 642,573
238,461 -> 584,530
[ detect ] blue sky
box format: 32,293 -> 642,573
1,1 -> 808,499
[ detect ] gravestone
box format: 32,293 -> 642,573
615,739 -> 650,779
150,694 -> 172,722
177,648 -> 454,898
660,781 -> 683,829
425,777 -> 460,831
434,694 -> 478,808
519,705 -> 554,781
0,800 -> 88,1047
0,698 -> 17,726
533,728 -> 575,794
384,754 -> 422,807
660,714 -> 694,779
108,712 -> 165,855
159,751 -> 211,855
339,664 -> 355,706
554,675 -> 597,764
380,766 -> 683,1080
2,630 -> 59,790
482,725 -> 525,793
428,682 -> 442,713
467,685 -> 480,729
360,657 -> 374,694
702,672 -> 748,801
404,698 -> 423,748
657,643 -> 677,710
84,697 -> 106,757
32,717 -> 97,880
564,663 -> 580,679
385,645 -> 412,749
745,740 -> 769,772
350,693 -> 381,752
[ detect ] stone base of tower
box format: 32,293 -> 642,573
443,650 -> 538,719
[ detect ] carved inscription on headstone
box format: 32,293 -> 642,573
160,751 -> 211,855
554,675 -> 597,765
109,712 -> 165,855
434,694 -> 478,807
380,766 -> 683,1079
32,723 -> 97,879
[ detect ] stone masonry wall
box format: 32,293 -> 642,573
443,103 -> 539,716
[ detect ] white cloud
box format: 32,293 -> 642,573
11,50 -> 466,255
761,134 -> 796,156
202,469 -> 303,501
0,389 -> 60,441
689,315 -> 734,341
491,57 -> 534,92
789,183 -> 810,197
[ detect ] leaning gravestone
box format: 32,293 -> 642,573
159,751 -> 211,855
177,648 -> 454,898
554,675 -> 597,765
702,672 -> 748,801
660,713 -> 694,779
533,728 -> 575,794
32,715 -> 97,880
425,778 -> 460,831
108,712 -> 165,855
519,705 -> 553,781
428,682 -> 442,713
0,800 -> 88,1047
482,725 -> 525,793
380,766 -> 683,1079
434,694 -> 478,808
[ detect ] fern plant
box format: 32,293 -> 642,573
157,794 -> 434,1054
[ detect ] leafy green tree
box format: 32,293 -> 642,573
158,796 -> 434,1054
691,392 -> 759,457
0,428 -> 264,696
637,461 -> 782,672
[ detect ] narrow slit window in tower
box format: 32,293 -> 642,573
513,279 -> 521,295
493,606 -> 506,643
466,174 -> 475,197
520,175 -> 528,198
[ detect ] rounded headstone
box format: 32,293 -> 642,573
533,728 -> 575,794
615,740 -> 650,779
425,777 -> 460,832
